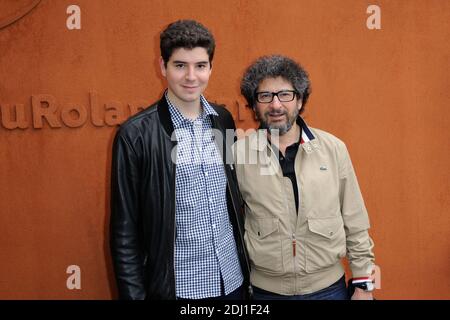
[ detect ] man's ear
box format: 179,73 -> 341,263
297,100 -> 303,112
159,56 -> 167,77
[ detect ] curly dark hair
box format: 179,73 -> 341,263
240,55 -> 311,113
160,20 -> 215,66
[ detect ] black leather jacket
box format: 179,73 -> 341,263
110,94 -> 251,300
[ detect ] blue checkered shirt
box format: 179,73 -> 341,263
166,93 -> 243,299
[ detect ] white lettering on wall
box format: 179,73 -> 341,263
366,5 -> 381,30
66,265 -> 81,290
66,5 -> 81,30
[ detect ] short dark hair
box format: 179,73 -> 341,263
160,20 -> 215,66
240,55 -> 311,113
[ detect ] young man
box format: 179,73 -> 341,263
110,20 -> 250,300
234,55 -> 376,300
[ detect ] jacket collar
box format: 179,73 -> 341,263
157,92 -> 176,138
250,116 -> 319,154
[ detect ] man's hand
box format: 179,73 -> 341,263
351,287 -> 374,300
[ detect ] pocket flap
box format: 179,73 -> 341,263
248,218 -> 279,238
307,216 -> 343,239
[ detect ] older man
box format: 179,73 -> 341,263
234,55 -> 375,300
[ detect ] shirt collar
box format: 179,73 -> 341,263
165,91 -> 217,128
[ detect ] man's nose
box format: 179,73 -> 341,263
270,95 -> 283,109
185,66 -> 196,81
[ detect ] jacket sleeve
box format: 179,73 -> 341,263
110,127 -> 146,299
337,141 -> 375,278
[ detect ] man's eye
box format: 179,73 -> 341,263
197,64 -> 207,69
175,64 -> 185,68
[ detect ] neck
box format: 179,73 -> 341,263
167,89 -> 202,120
268,123 -> 300,155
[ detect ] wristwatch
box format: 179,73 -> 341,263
353,281 -> 374,292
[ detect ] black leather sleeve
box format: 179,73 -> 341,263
110,127 -> 146,300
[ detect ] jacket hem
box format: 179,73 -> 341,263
250,262 -> 345,295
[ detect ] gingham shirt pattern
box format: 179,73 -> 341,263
166,93 -> 243,299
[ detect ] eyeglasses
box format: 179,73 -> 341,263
255,90 -> 298,103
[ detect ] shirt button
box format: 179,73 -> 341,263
205,171 -> 208,176
212,224 -> 216,229
209,198 -> 213,203
216,250 -> 219,255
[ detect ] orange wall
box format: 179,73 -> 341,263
0,0 -> 449,299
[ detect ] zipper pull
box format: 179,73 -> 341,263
292,234 -> 296,257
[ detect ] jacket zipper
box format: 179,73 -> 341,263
292,233 -> 296,257
280,149 -> 299,292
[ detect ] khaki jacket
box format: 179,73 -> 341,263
233,121 -> 375,295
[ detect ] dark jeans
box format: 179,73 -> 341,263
253,275 -> 349,300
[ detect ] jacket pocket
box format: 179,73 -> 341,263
305,216 -> 346,273
244,217 -> 284,274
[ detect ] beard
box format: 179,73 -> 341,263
256,107 -> 299,136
